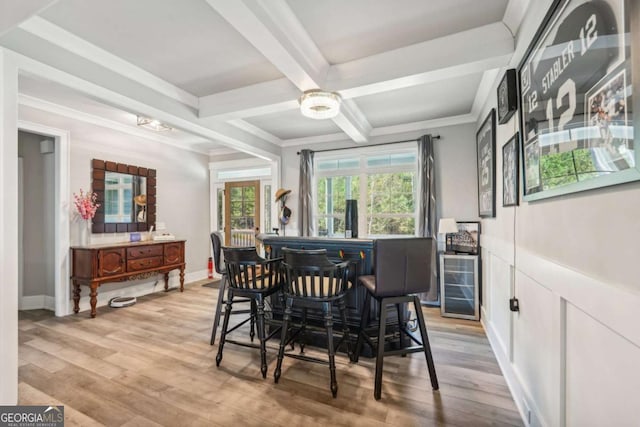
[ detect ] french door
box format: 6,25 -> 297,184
224,180 -> 260,246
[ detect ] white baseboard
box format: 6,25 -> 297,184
482,310 -> 542,427
20,295 -> 55,311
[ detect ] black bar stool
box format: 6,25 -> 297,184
354,237 -> 439,400
216,246 -> 282,378
274,248 -> 353,397
209,232 -> 254,345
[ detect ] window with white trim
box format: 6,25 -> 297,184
314,146 -> 418,238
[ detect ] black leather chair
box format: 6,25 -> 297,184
209,232 -> 254,345
354,237 -> 439,400
274,248 -> 354,398
216,246 -> 282,378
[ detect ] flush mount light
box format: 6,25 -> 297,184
136,115 -> 173,132
299,89 -> 341,120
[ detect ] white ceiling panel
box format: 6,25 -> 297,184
355,73 -> 483,128
287,0 -> 508,64
40,0 -> 283,96
245,109 -> 344,140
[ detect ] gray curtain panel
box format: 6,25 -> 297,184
417,135 -> 439,303
299,149 -> 315,237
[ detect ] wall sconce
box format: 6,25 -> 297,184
438,218 -> 458,254
137,116 -> 173,132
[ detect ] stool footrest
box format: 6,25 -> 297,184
284,352 -> 330,366
383,346 -> 424,357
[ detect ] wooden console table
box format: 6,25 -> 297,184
70,240 -> 186,318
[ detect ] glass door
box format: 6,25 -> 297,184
224,180 -> 260,246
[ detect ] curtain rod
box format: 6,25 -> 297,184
296,135 -> 440,155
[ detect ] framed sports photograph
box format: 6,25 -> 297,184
517,0 -> 639,201
502,133 -> 519,206
476,109 -> 496,218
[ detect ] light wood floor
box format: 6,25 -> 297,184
18,280 -> 522,427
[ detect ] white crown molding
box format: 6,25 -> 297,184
0,0 -> 57,38
280,113 -> 476,148
19,16 -> 200,109
208,147 -> 241,157
370,113 -> 477,137
19,94 -> 210,155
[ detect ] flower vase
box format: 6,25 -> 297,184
79,220 -> 91,246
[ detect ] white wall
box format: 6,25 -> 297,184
478,1 -> 640,426
19,104 -> 211,311
280,123 -> 480,235
18,131 -> 55,302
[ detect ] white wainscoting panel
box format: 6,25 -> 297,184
481,234 -> 640,427
565,303 -> 640,427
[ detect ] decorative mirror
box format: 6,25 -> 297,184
91,159 -> 156,233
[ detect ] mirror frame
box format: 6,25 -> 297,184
91,159 -> 156,233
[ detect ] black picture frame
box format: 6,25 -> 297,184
516,0 -> 638,201
450,221 -> 481,255
497,69 -> 517,124
502,132 -> 519,206
476,109 -> 496,218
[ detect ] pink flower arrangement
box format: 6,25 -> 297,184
73,189 -> 100,220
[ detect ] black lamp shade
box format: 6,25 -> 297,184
345,199 -> 358,238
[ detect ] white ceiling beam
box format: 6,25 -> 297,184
11,51 -> 280,160
227,119 -> 282,146
503,0 -> 531,37
205,0 -> 326,90
0,0 -> 58,37
327,22 -> 513,98
198,22 -> 514,121
199,77 -> 299,120
471,68 -> 501,119
332,100 -> 372,143
206,0 -> 372,143
18,17 -> 200,109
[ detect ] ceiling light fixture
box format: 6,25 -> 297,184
136,115 -> 173,132
299,89 -> 341,120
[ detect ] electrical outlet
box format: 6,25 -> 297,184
155,222 -> 166,231
522,399 -> 532,425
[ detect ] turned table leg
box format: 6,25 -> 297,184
164,273 -> 169,291
89,282 -> 99,318
179,266 -> 185,292
73,281 -> 81,314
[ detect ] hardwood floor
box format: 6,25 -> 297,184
18,280 -> 522,426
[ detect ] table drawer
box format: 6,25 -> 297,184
128,256 -> 163,272
127,245 -> 163,259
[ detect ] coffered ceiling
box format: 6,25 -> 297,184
0,0 -> 529,158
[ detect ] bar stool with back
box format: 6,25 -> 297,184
274,248 -> 354,397
215,246 -> 282,378
209,232 -> 254,346
354,237 -> 439,400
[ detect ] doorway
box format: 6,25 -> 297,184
18,131 -> 56,312
224,180 -> 260,246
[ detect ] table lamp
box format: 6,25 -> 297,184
438,218 -> 458,254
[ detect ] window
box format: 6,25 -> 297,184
314,148 -> 417,237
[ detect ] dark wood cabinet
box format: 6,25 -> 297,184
258,235 -> 407,356
71,240 -> 186,318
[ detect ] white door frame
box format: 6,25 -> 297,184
18,120 -> 70,317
